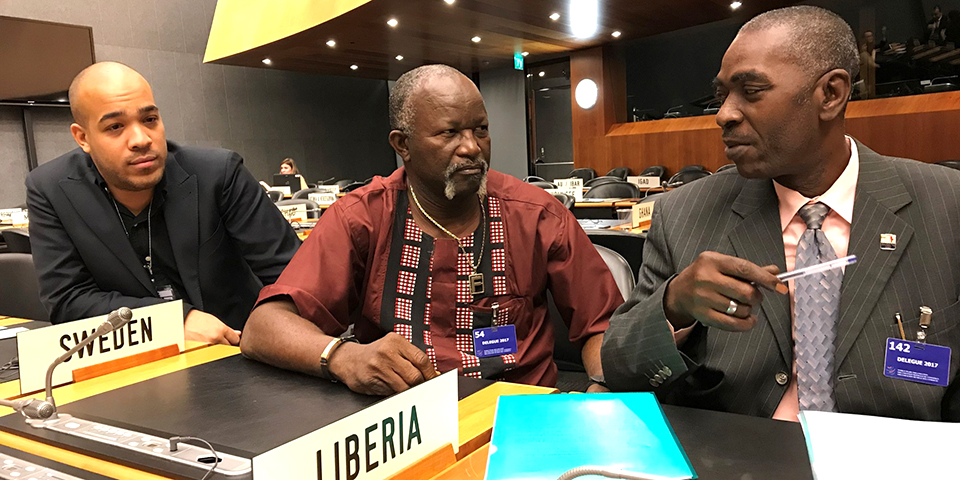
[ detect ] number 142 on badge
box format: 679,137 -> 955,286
883,338 -> 951,387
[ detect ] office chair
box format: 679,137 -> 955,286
716,163 -> 738,173
266,190 -> 283,202
568,168 -> 597,182
936,160 -> 960,171
552,193 -> 575,210
665,168 -> 711,188
639,165 -> 668,182
550,245 -> 634,392
678,164 -> 709,173
292,187 -> 323,199
583,176 -> 622,188
0,253 -> 49,321
334,179 -> 356,189
530,181 -> 557,189
605,167 -> 631,180
523,176 -> 547,183
586,230 -> 645,280
276,199 -> 321,219
583,181 -> 641,199
1,228 -> 31,254
342,182 -> 367,192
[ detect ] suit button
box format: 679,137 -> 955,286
649,378 -> 660,388
775,372 -> 789,386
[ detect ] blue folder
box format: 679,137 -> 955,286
485,392 -> 696,480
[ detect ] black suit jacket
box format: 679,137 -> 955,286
26,141 -> 301,329
602,141 -> 960,421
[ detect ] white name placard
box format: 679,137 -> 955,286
253,370 -> 459,480
308,193 -> 338,206
545,187 -> 583,202
0,208 -> 22,222
269,186 -> 292,196
277,203 -> 308,222
627,176 -> 661,188
554,178 -> 583,190
632,201 -> 656,228
315,185 -> 341,195
17,302 -> 185,394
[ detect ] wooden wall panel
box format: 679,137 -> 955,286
572,87 -> 960,177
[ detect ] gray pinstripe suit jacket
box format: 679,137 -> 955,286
602,141 -> 960,421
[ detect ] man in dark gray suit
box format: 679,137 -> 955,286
602,6 -> 960,421
27,62 -> 300,344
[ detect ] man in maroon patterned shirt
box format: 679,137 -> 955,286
241,65 -> 623,395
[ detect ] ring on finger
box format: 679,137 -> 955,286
725,299 -> 739,316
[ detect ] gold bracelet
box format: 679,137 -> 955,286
319,335 -> 358,380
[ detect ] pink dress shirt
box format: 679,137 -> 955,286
672,137 -> 859,422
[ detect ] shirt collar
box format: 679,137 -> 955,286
773,136 -> 859,232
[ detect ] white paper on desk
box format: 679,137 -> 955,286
799,410 -> 960,480
0,327 -> 27,340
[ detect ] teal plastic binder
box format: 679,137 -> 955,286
485,392 -> 696,480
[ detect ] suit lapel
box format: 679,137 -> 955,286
835,142 -> 913,364
161,152 -> 203,309
58,164 -> 154,293
727,179 -> 793,365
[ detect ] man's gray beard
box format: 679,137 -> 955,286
443,157 -> 488,200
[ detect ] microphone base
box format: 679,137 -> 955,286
24,414 -> 251,476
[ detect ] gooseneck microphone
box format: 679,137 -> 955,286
0,307 -> 133,420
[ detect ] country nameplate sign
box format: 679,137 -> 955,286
554,178 -> 583,190
308,193 -> 338,206
278,203 -> 308,222
17,301 -> 185,394
252,370 -> 459,479
632,201 -> 655,228
627,176 -> 661,188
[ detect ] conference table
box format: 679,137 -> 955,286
0,315 -> 814,480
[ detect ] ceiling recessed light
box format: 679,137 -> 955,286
471,36 -> 481,43
538,71 -> 546,77
350,64 -> 358,70
570,0 -> 599,38
611,31 -> 622,38
444,0 -> 455,4
730,1 -> 742,10
526,74 -> 533,77
387,18 -> 398,27
521,51 -> 529,56
395,55 -> 404,61
539,87 -> 550,92
326,39 -> 336,47
549,12 -> 560,21
261,58 -> 272,65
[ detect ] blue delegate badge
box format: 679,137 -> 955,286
883,338 -> 951,387
473,325 -> 518,358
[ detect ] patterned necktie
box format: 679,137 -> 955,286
794,202 -> 841,412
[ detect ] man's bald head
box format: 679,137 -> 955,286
68,62 -> 152,125
389,64 -> 473,136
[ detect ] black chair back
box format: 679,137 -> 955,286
605,167 -> 631,180
583,181 -> 641,199
266,190 -> 283,202
275,199 -> 321,219
334,179 -> 356,189
716,163 -> 738,173
0,253 -> 48,321
2,229 -> 31,254
568,168 -> 597,182
678,164 -> 709,173
342,182 -> 367,192
523,176 -> 546,183
586,230 -> 645,280
665,169 -> 711,188
552,193 -> 575,210
936,160 -> 960,171
583,176 -> 621,188
530,181 -> 557,189
292,187 -> 322,199
549,245 -> 634,391
639,165 -> 667,180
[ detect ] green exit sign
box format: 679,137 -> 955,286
514,53 -> 524,70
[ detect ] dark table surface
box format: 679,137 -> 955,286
0,320 -> 50,382
0,354 -> 813,480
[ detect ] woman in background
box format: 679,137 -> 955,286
279,158 -> 299,175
